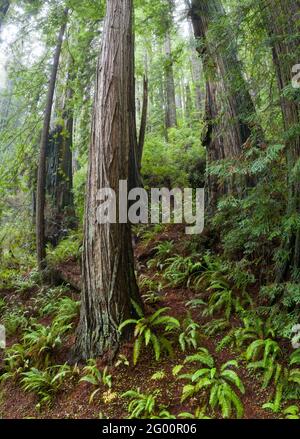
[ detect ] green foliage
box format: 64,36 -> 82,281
178,316 -> 201,352
218,315 -> 276,351
21,364 -> 75,406
163,255 -> 203,288
122,389 -> 161,419
151,371 -> 166,381
52,297 -> 80,327
1,343 -> 29,382
46,232 -> 82,266
139,276 -> 164,304
178,407 -> 210,419
80,359 -> 112,403
262,365 -> 300,413
119,303 -> 180,365
21,320 -> 72,368
115,354 -> 130,368
203,319 -> 231,337
147,240 -> 175,269
282,405 -> 300,419
203,279 -> 248,320
142,128 -> 204,188
259,283 -> 300,337
1,307 -> 31,336
179,348 -> 245,418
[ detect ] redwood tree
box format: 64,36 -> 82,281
36,9 -> 68,270
188,0 -> 261,210
261,0 -> 300,280
45,65 -> 75,246
75,0 -> 142,360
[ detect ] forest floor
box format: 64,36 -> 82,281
0,225 -> 289,419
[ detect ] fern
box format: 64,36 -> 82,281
119,304 -> 180,365
122,389 -> 160,419
179,348 -> 245,418
21,364 -> 74,406
178,317 -> 201,352
80,360 -> 112,404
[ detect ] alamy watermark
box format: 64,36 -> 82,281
96,181 -> 204,235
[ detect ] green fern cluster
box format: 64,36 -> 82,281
119,302 -> 180,365
122,389 -> 174,419
21,363 -> 77,407
79,359 -> 112,403
163,255 -> 203,288
178,317 -> 201,352
179,348 -> 245,418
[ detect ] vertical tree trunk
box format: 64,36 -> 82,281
261,0 -> 300,280
187,19 -> 203,114
189,0 -> 261,211
75,0 -> 142,360
36,10 -> 68,270
45,65 -> 76,246
137,75 -> 148,172
164,32 -> 177,128
185,82 -> 193,124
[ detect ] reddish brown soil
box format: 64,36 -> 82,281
0,226 -> 285,419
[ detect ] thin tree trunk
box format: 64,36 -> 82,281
185,82 -> 193,124
137,75 -> 148,171
187,18 -> 203,113
75,0 -> 142,361
36,10 -> 68,270
164,32 -> 177,128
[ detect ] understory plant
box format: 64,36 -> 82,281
119,302 -> 180,365
79,359 -> 112,403
179,348 -> 245,418
21,364 -> 76,406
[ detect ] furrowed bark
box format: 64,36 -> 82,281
189,0 -> 261,211
75,0 -> 142,361
45,65 -> 76,246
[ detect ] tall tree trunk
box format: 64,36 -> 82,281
185,82 -> 193,124
261,0 -> 300,280
164,33 -> 177,128
45,66 -> 76,246
75,0 -> 142,361
189,0 -> 261,211
0,0 -> 9,31
187,19 -> 203,114
36,10 -> 68,270
137,75 -> 148,172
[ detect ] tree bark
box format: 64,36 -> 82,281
137,75 -> 148,172
187,18 -> 203,114
261,0 -> 300,280
164,32 -> 177,128
75,0 -> 142,361
189,0 -> 261,210
45,65 -> 76,246
36,10 -> 68,270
